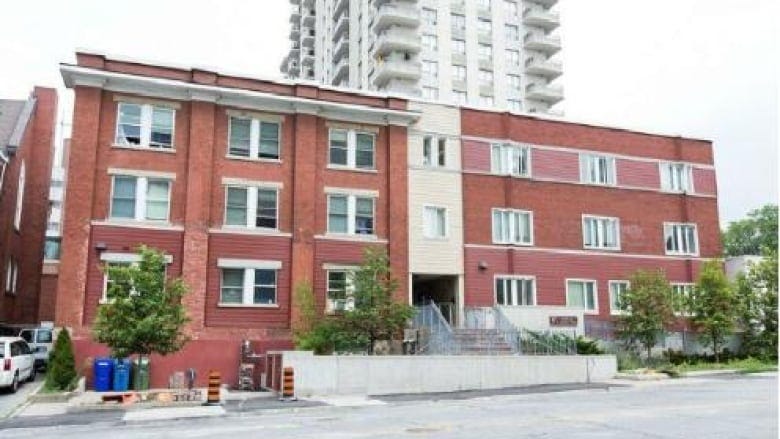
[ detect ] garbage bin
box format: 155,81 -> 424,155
133,357 -> 150,390
113,358 -> 132,391
93,357 -> 113,392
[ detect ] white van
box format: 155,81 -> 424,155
19,326 -> 54,370
0,337 -> 36,393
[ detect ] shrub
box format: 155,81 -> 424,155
576,336 -> 603,355
45,328 -> 77,391
616,351 -> 642,371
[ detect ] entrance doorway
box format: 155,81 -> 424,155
412,274 -> 459,326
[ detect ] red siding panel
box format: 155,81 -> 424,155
532,148 -> 579,182
312,239 -> 386,311
692,168 -> 717,196
462,139 -> 492,172
616,158 -> 660,189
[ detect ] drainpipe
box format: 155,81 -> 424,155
0,151 -> 8,192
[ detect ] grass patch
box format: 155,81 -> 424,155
672,357 -> 777,374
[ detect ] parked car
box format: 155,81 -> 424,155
0,337 -> 35,393
18,327 -> 54,370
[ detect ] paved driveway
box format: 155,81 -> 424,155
0,374 -> 43,419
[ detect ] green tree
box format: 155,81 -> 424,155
92,246 -> 190,365
615,270 -> 675,360
722,204 -> 778,257
343,248 -> 415,353
736,250 -> 778,360
44,328 -> 77,391
690,260 -> 738,362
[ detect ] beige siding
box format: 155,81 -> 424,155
408,102 -> 464,275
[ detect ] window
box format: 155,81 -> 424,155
5,258 -> 18,295
507,99 -> 522,112
491,143 -> 530,176
580,154 -> 616,185
664,223 -> 698,255
609,281 -> 629,315
671,283 -> 694,316
582,215 -> 620,250
327,270 -> 355,313
566,280 -> 597,311
479,69 -> 493,86
422,60 -> 438,81
452,65 -> 466,82
492,208 -> 532,245
453,91 -> 467,104
328,129 -> 375,170
422,7 -> 437,26
44,237 -> 61,260
115,102 -> 175,149
422,87 -> 439,100
110,175 -> 171,222
505,24 -> 519,42
477,0 -> 491,10
423,136 -> 447,167
506,50 -> 520,67
423,206 -> 447,238
507,74 -> 521,92
451,14 -> 465,32
478,44 -> 492,62
219,266 -> 278,306
228,116 -> 280,160
477,18 -> 492,35
13,162 -> 24,230
451,39 -> 466,55
422,34 -> 438,51
479,96 -> 494,107
101,261 -> 133,303
495,276 -> 535,306
224,186 -> 279,229
327,194 -> 375,235
504,0 -> 518,19
660,162 -> 693,193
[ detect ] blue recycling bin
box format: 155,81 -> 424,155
93,357 -> 113,392
113,358 -> 132,391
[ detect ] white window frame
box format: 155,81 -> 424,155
579,153 -> 616,186
114,102 -> 176,150
5,258 -> 18,295
451,39 -> 466,55
422,136 -> 447,168
507,99 -> 522,112
507,74 -> 521,92
505,24 -> 519,42
506,49 -> 520,67
422,7 -> 437,26
663,222 -> 699,256
422,60 -> 438,81
227,116 -> 281,161
565,278 -> 598,313
422,205 -> 448,239
453,90 -> 468,105
13,161 -> 24,230
422,34 -> 438,51
582,215 -> 621,251
671,283 -> 695,316
422,87 -> 439,100
325,266 -> 358,314
452,65 -> 466,82
100,252 -> 172,303
109,174 -> 172,222
217,259 -> 282,307
223,185 -> 280,230
490,143 -> 531,177
494,275 -> 536,306
478,44 -> 493,62
659,162 -> 694,193
608,280 -> 630,315
451,14 -> 465,32
328,128 -> 376,170
326,193 -> 376,236
491,208 -> 533,246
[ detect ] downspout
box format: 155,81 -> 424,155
0,151 -> 8,192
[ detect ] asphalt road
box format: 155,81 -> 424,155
0,373 -> 776,438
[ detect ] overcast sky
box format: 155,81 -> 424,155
0,0 -> 776,225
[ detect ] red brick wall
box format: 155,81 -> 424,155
616,158 -> 660,189
692,168 -> 717,196
0,87 -> 57,324
531,148 -> 579,182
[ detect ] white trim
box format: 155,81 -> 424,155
659,161 -> 695,194
111,143 -> 177,154
108,174 -> 172,222
579,153 -> 617,186
107,168 -> 176,180
90,219 -> 183,231
327,128 -> 377,170
326,164 -> 379,174
217,303 -> 280,309
463,242 -> 714,261
581,214 -> 621,251
209,227 -> 292,237
322,263 -> 361,270
663,222 -> 700,257
113,94 -> 181,109
491,208 -> 534,246
422,204 -> 449,240
60,64 -> 420,126
221,177 -> 283,189
565,278 -> 599,314
608,280 -> 630,316
314,234 -> 387,243
100,252 -> 173,263
493,274 -> 537,306
13,161 -> 25,231
225,108 -> 285,123
324,187 -> 379,197
114,102 -> 176,150
217,258 -> 282,270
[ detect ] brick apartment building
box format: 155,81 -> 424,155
0,87 -> 57,324
57,51 -> 719,386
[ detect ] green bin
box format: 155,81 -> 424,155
133,357 -> 150,390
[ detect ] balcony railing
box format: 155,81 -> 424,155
525,83 -> 564,104
524,57 -> 562,78
373,59 -> 422,86
374,27 -> 421,55
374,3 -> 420,32
523,32 -> 561,54
522,7 -> 560,30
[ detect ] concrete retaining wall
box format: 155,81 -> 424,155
276,351 -> 617,397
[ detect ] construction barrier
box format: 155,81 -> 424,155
205,370 -> 221,405
281,367 -> 296,401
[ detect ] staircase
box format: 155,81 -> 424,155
452,328 -> 514,355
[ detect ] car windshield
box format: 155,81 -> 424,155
0,342 -> 5,358
20,331 -> 33,343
